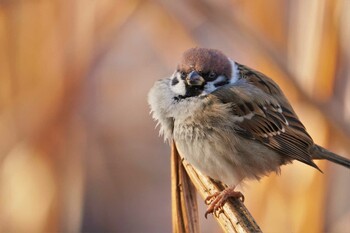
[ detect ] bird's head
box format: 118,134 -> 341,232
170,47 -> 233,98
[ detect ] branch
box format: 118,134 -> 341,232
171,141 -> 200,233
171,142 -> 262,233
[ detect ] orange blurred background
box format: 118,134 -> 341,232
0,1 -> 349,232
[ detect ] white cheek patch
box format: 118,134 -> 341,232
169,73 -> 187,96
203,75 -> 227,94
229,60 -> 239,84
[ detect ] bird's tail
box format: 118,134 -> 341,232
312,144 -> 350,169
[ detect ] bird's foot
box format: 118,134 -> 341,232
204,187 -> 244,218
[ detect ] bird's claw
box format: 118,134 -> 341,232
204,188 -> 244,218
204,192 -> 220,205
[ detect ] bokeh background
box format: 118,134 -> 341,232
1,0 -> 350,232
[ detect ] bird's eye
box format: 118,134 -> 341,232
208,72 -> 216,80
180,72 -> 186,79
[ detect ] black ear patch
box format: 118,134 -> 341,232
171,77 -> 179,86
214,79 -> 229,87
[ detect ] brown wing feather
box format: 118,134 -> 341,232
211,76 -> 320,170
236,63 -> 282,95
238,105 -> 319,170
236,64 -> 317,149
236,63 -> 311,135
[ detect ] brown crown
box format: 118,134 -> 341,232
177,47 -> 232,78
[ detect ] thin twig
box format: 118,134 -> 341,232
171,141 -> 200,233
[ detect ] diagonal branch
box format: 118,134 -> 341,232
171,142 -> 262,233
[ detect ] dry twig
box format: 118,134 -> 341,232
171,142 -> 262,233
171,141 -> 200,233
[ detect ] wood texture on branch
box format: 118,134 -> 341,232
171,142 -> 262,233
171,141 -> 200,233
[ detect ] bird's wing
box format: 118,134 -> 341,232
211,82 -> 320,170
235,63 -> 284,96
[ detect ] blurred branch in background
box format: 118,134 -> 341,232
0,0 -> 349,233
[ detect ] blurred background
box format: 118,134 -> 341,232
0,0 -> 349,232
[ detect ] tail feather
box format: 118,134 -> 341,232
312,144 -> 350,169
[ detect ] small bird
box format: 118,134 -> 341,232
148,47 -> 350,217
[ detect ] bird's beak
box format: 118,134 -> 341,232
186,71 -> 205,86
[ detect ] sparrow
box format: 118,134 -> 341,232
148,47 -> 350,218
